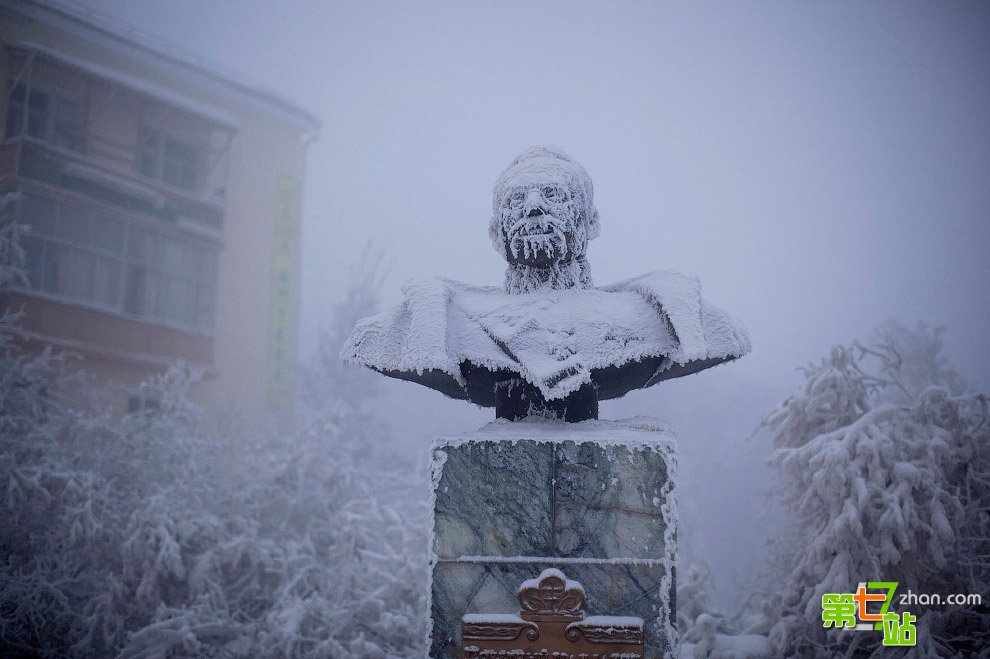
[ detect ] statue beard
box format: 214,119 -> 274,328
506,215 -> 569,268
502,254 -> 593,294
500,213 -> 593,294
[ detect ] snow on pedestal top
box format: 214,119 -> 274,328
434,416 -> 677,449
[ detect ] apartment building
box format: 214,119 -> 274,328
0,0 -> 319,432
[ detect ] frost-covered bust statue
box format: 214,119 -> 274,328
491,146 -> 598,294
342,146 -> 750,422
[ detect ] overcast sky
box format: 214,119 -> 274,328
63,0 -> 989,613
76,0 -> 990,395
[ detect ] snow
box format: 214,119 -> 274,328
12,41 -> 240,130
754,323 -> 990,656
602,270 -> 750,364
679,633 -> 771,659
434,416 -> 676,450
577,615 -> 644,629
517,568 -> 585,595
503,255 -> 593,295
0,244 -> 430,657
343,271 -> 749,402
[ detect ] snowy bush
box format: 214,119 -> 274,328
757,322 -> 989,657
677,563 -> 715,636
0,225 -> 428,657
676,563 -> 772,658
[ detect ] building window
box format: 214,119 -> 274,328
139,129 -> 201,191
122,226 -> 216,331
18,192 -> 217,334
4,83 -> 84,151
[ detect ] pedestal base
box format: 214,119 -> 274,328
428,418 -> 677,658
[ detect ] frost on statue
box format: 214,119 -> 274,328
342,146 -> 750,421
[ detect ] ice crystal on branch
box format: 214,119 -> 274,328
758,322 -> 989,657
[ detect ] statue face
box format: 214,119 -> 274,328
496,169 -> 580,268
490,148 -> 600,269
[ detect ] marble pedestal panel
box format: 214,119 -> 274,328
428,418 -> 677,658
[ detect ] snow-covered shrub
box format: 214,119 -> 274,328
677,564 -> 715,636
0,229 -> 427,657
677,564 -> 772,658
758,322 -> 989,657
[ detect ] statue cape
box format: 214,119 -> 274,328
341,270 -> 751,405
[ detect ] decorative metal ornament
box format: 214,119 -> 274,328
461,569 -> 645,658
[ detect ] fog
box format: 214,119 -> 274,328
78,0 -> 990,615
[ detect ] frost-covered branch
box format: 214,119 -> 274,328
0,245 -> 428,657
756,322 -> 989,657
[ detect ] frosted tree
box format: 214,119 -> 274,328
757,322 -> 989,657
676,563 -> 773,658
677,564 -> 715,635
0,222 -> 428,657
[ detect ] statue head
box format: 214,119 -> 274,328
489,146 -> 600,270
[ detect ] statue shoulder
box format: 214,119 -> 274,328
400,275 -> 498,301
601,270 -> 749,363
341,276 -> 505,377
600,269 -> 701,299
340,276 -> 459,374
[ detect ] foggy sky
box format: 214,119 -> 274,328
77,0 -> 990,396
68,0 -> 990,613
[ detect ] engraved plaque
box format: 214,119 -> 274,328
461,568 -> 644,659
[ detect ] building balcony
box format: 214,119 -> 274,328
0,136 -> 225,236
3,290 -> 214,370
0,143 -> 221,369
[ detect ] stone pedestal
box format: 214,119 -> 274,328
428,418 -> 677,658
